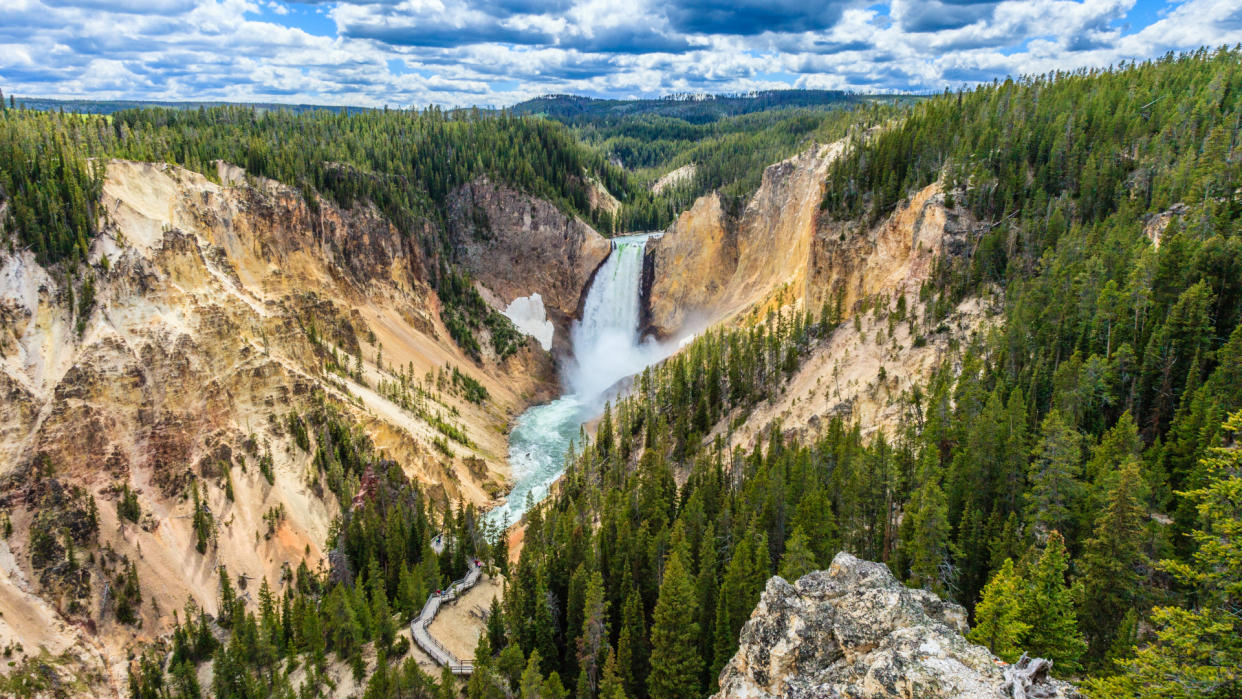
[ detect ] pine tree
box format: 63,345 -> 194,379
190,480 -> 213,554
710,586 -> 734,686
1021,532 -> 1086,675
616,587 -> 647,697
325,585 -> 364,660
1024,410 -> 1084,541
366,648 -> 393,699
597,402 -> 614,457
791,489 -> 836,565
903,449 -> 950,595
1079,460 -> 1148,663
647,549 -> 701,699
575,669 -> 591,699
255,578 -> 279,669
719,535 -> 759,643
302,596 -> 326,669
1084,412 -> 1142,491
565,563 -> 589,678
217,566 -> 237,628
952,506 -> 990,609
543,671 -> 569,699
520,651 -> 546,698
576,570 -> 608,694
397,562 -> 418,617
998,388 -> 1029,517
352,574 -> 375,640
1087,411 -> 1242,697
437,664 -> 457,699
968,559 -> 1029,662
988,511 -> 1024,572
533,576 -> 558,675
599,649 -> 628,699
777,526 -> 817,581
372,568 -> 396,652
170,658 -> 202,698
695,522 -> 719,693
1138,282 -> 1214,439
496,643 -> 528,692
487,595 -> 507,653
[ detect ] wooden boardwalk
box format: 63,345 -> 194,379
409,558 -> 482,676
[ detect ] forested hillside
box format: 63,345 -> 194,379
0,105 -> 629,269
480,48 -> 1242,699
510,90 -> 862,125
0,91 -> 896,248
513,89 -> 909,231
588,107 -> 878,230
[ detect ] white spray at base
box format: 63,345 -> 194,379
485,233 -> 677,531
567,234 -> 675,403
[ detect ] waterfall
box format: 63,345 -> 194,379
566,234 -> 652,403
486,233 -> 668,531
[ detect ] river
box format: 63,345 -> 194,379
485,233 -> 667,530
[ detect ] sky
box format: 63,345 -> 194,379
0,0 -> 1239,108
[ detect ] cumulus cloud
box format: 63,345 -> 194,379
0,0 -> 1238,107
663,0 -> 854,35
891,0 -> 1000,33
332,0 -> 556,48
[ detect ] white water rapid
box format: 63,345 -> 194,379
485,233 -> 670,530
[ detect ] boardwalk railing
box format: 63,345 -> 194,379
409,558 -> 482,676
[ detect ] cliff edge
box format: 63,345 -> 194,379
447,176 -> 612,351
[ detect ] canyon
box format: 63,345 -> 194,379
2,54 -> 1235,699
0,160 -> 605,692
2,140 -> 988,695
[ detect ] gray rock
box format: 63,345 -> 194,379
714,553 -> 1079,699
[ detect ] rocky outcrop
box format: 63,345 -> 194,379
2,162 -> 544,494
715,553 -> 1078,699
1142,202 -> 1187,249
645,140 -> 985,344
586,177 -> 621,219
652,163 -> 696,194
805,185 -> 974,316
447,177 -> 612,346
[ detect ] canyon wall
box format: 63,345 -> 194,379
0,161 -> 568,692
645,141 -> 843,338
446,176 -> 612,352
647,141 -> 992,443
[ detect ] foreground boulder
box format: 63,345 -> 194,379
714,553 -> 1078,699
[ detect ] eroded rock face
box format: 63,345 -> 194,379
805,184 -> 973,318
649,147 -> 989,446
645,141 -> 843,338
0,160 -> 558,693
643,192 -> 735,337
447,176 -> 612,343
715,553 -> 1079,699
